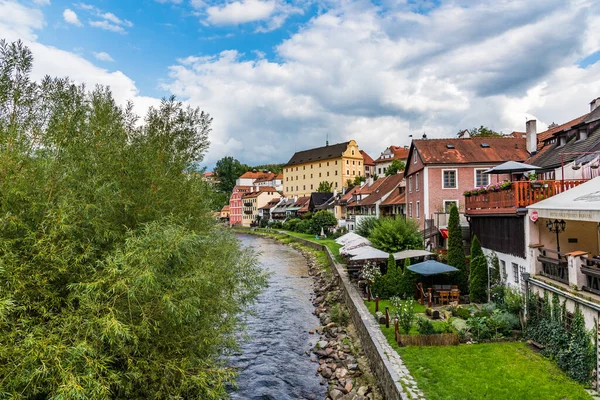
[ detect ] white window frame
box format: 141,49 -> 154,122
416,173 -> 420,191
408,202 -> 413,218
413,151 -> 417,164
474,168 -> 490,188
443,200 -> 459,213
442,168 -> 458,189
409,176 -> 412,192
416,201 -> 420,218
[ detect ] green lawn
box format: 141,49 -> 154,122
282,231 -> 345,262
399,342 -> 592,400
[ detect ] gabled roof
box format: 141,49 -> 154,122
285,142 -> 349,166
536,113 -> 589,148
239,171 -> 272,180
374,146 -> 410,163
359,174 -> 404,206
204,171 -> 214,177
309,192 -> 333,210
221,205 -> 230,211
233,185 -> 253,192
360,150 -> 375,166
259,197 -> 283,210
529,125 -> 600,169
253,173 -> 277,184
241,186 -> 279,198
410,137 -> 528,165
380,187 -> 405,207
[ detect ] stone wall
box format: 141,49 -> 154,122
283,234 -> 423,400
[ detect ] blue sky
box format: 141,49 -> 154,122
1,0 -> 599,168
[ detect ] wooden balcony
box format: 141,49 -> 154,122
465,180 -> 587,215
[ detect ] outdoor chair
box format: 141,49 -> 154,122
439,291 -> 450,305
450,289 -> 460,303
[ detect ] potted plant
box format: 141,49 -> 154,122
591,162 -> 599,170
463,190 -> 472,197
572,163 -> 581,170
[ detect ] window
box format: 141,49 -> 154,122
335,170 -> 338,175
327,162 -> 329,166
442,170 -> 457,189
416,201 -> 420,218
408,202 -> 413,217
346,169 -> 349,175
378,168 -> 382,174
513,263 -> 519,284
500,260 -> 507,281
335,160 -> 337,165
352,170 -> 355,175
311,165 -> 313,169
319,172 -> 322,177
286,186 -> 288,192
475,169 -> 489,187
346,160 -> 349,165
352,150 -> 355,155
409,176 -> 412,192
335,182 -> 338,187
296,186 -> 298,191
303,185 -> 305,190
296,167 -> 298,171
319,163 -> 321,167
416,173 -> 420,191
311,173 -> 313,178
443,200 -> 458,213
310,184 -> 313,189
286,177 -> 288,182
303,175 -> 305,179
413,151 -> 417,164
352,160 -> 355,165
327,171 -> 330,176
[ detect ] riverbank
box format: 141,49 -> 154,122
235,229 -> 381,400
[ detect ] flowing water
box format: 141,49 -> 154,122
229,234 -> 327,400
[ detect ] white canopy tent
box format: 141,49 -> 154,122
349,246 -> 389,261
335,232 -> 364,245
527,177 -> 600,222
393,249 -> 434,260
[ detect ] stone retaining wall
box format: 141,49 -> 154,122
281,234 -> 424,400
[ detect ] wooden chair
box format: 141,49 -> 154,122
451,289 -> 460,303
439,291 -> 450,305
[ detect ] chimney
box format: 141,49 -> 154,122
591,97 -> 600,112
526,119 -> 537,154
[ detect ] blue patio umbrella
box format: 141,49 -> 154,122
407,260 -> 458,276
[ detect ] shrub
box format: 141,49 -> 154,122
369,216 -> 422,253
283,218 -> 301,231
489,252 -> 501,286
295,219 -> 311,234
469,236 -> 488,303
447,205 -> 468,292
452,307 -> 472,320
466,317 -> 491,341
309,210 -> 337,235
397,298 -> 416,334
436,321 -> 454,334
504,285 -> 524,315
398,258 -> 418,299
330,303 -> 350,326
355,216 -> 380,237
416,317 -> 436,335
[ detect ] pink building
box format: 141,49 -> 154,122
229,185 -> 252,226
404,136 -> 529,232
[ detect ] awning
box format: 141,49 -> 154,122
349,246 -> 389,261
335,232 -> 364,245
407,260 -> 458,276
527,177 -> 600,222
439,228 -> 449,239
340,237 -> 372,254
393,249 -> 434,260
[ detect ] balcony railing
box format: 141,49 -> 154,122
243,202 -> 253,207
465,179 -> 587,215
538,248 -> 569,284
244,210 -> 253,215
581,256 -> 600,295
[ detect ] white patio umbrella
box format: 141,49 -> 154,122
350,246 -> 389,261
340,237 -> 372,254
393,249 -> 434,260
335,232 -> 364,245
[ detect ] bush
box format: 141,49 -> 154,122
283,218 -> 301,231
504,285 -> 524,315
416,317 -> 436,335
369,217 -> 422,253
356,217 -> 380,237
330,303 -> 350,326
270,221 -> 283,229
295,219 -> 311,234
469,236 -> 488,303
466,317 -> 491,341
309,210 -> 337,235
397,298 -> 416,333
436,321 -> 454,334
452,307 -> 472,320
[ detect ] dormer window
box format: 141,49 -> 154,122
577,129 -> 588,141
559,136 -> 567,146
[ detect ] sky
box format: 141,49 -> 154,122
1,0 -> 599,169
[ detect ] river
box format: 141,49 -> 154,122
229,234 -> 327,400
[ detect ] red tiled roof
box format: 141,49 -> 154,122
204,171 -> 214,177
359,174 -> 404,206
412,137 -> 529,164
374,146 -> 410,163
253,173 -> 277,184
360,150 -> 375,166
239,171 -> 272,180
233,185 -> 253,192
380,187 -> 405,206
260,197 -> 282,210
241,186 -> 279,198
221,205 -> 230,211
276,173 -> 284,179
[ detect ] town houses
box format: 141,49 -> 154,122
222,97 -> 600,339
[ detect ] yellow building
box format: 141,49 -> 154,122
283,140 -> 364,197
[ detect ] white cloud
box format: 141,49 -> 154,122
33,0 -> 50,5
163,0 -> 600,165
203,0 -> 302,32
89,20 -> 126,34
0,1 -> 159,123
93,51 -> 114,62
63,8 -> 82,27
101,12 -> 133,27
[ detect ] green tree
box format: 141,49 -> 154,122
310,210 -> 337,234
398,258 -> 418,299
214,156 -> 249,194
250,163 -> 284,174
352,175 -> 366,186
469,235 -> 488,303
0,40 -> 267,398
317,181 -> 333,192
369,216 -> 422,253
489,251 -> 501,285
356,217 -> 380,237
458,126 -> 503,138
447,205 -> 468,292
385,159 -> 406,175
